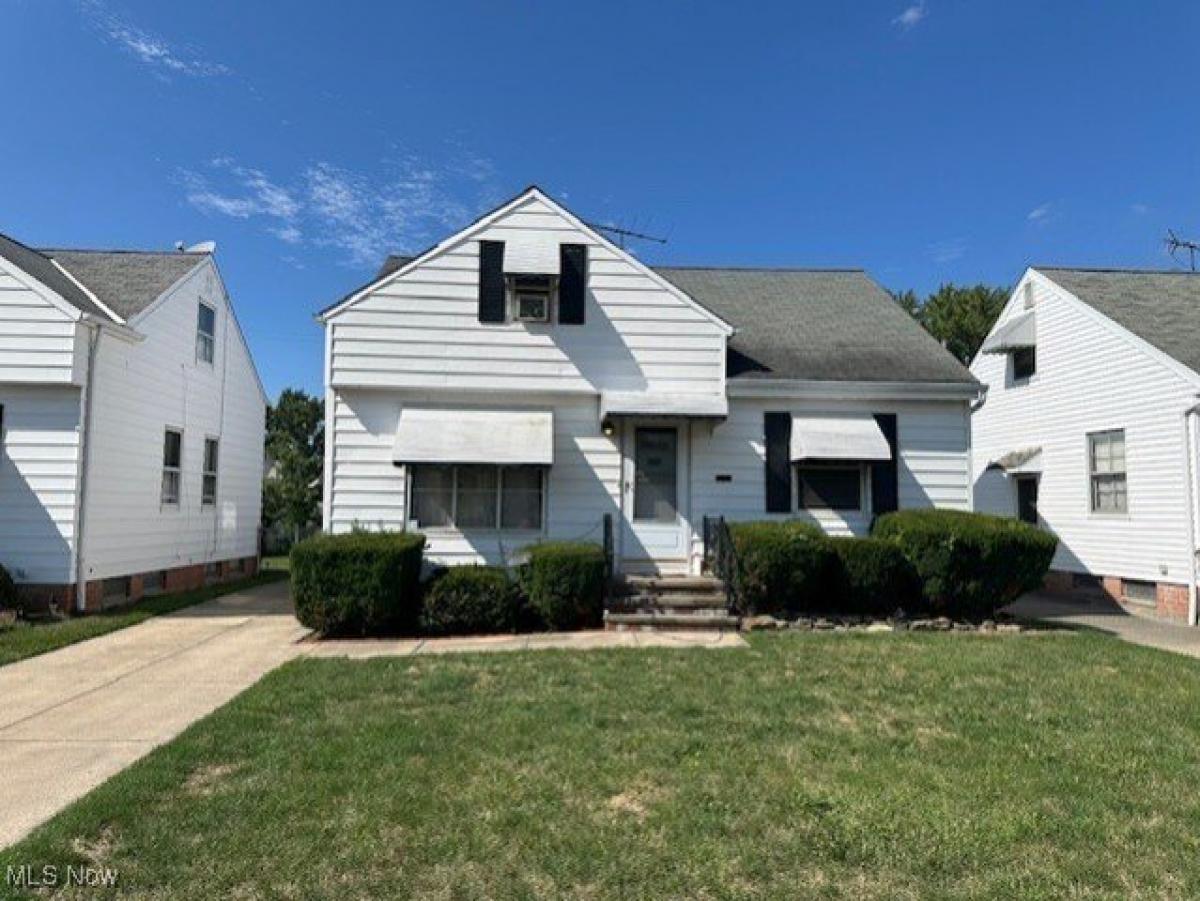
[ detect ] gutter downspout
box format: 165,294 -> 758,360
1183,396 -> 1200,626
74,323 -> 102,612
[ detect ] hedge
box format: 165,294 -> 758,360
422,566 -> 520,636
728,521 -> 841,616
829,537 -> 922,617
290,531 -> 426,635
521,541 -> 607,630
872,509 -> 1058,619
0,564 -> 16,610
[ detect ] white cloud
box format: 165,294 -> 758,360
927,237 -> 966,264
181,148 -> 497,267
1027,202 -> 1053,224
893,2 -> 927,30
1131,203 -> 1150,215
81,0 -> 229,78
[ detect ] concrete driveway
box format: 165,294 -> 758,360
0,579 -> 307,850
1007,592 -> 1200,659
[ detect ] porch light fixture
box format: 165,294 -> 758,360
601,417 -> 615,437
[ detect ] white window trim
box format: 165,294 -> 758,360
201,436 -> 219,507
1086,428 -> 1128,518
408,464 -> 547,534
161,427 -> 183,509
196,301 -> 217,365
506,276 -> 557,324
794,461 -> 869,514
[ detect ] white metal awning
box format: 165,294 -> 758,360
503,236 -> 560,275
391,408 -> 554,465
600,391 -> 728,420
990,446 -> 1042,474
982,310 -> 1036,354
790,414 -> 891,462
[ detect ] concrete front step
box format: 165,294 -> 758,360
612,592 -> 728,610
604,611 -> 741,632
617,575 -> 724,594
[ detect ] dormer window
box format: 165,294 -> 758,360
509,274 -> 555,323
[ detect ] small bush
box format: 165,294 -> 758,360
728,521 -> 841,616
0,564 -> 17,610
521,541 -> 607,630
873,509 -> 1058,619
830,538 -> 922,616
422,566 -> 519,636
290,531 -> 425,635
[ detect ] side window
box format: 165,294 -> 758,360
196,302 -> 216,364
795,463 -> 864,512
202,438 -> 219,506
161,429 -> 183,506
1088,429 -> 1127,514
1012,346 -> 1036,381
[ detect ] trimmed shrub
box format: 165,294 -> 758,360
872,509 -> 1058,619
728,521 -> 841,616
422,566 -> 519,636
290,531 -> 425,635
830,538 -> 922,617
0,564 -> 16,610
521,541 -> 607,630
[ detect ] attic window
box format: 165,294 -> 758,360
196,302 -> 216,364
508,275 -> 555,323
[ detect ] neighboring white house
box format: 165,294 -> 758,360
0,233 -> 266,612
971,267 -> 1200,623
318,186 -> 977,581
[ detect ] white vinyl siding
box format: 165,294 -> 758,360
971,271 -> 1199,585
692,396 -> 971,544
329,389 -> 620,567
79,261 -> 264,582
0,261 -> 82,385
327,194 -> 726,396
0,385 -> 81,583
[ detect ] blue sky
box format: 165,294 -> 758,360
3,1 -> 1197,398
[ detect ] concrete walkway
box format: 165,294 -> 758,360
0,579 -> 307,850
306,628 -> 746,659
1007,592 -> 1200,659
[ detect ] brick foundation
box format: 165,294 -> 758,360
1043,569 -> 1194,624
14,554 -> 261,616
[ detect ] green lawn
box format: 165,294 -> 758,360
5,631 -> 1200,899
0,571 -> 287,669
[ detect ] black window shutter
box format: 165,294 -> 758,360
559,243 -> 587,324
478,240 -> 506,323
764,411 -> 792,513
871,413 -> 899,516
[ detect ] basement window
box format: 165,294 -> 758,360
508,275 -> 555,323
1123,579 -> 1156,605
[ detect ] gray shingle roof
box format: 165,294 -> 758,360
42,249 -> 206,321
0,234 -> 207,323
0,233 -> 113,320
377,254 -> 415,279
1037,267 -> 1200,376
654,267 -> 975,384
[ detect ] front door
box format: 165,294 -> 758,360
621,424 -> 688,568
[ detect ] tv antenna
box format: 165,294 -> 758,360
1166,229 -> 1199,271
587,221 -> 667,250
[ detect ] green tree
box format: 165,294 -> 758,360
263,389 -> 324,543
891,284 -> 1008,365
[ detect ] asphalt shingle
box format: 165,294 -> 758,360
654,266 -> 975,383
43,250 -> 206,321
1037,267 -> 1200,376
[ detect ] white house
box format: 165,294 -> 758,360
971,267 -> 1200,624
0,233 -> 266,612
318,187 -> 976,591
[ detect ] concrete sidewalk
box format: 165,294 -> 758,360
1007,592 -> 1200,658
0,579 -> 307,850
